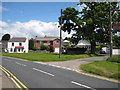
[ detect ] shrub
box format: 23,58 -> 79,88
32,47 -> 39,51
46,46 -> 50,51
65,45 -> 72,49
29,40 -> 34,50
40,44 -> 46,50
48,45 -> 53,52
106,55 -> 120,63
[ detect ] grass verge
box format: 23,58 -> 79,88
81,60 -> 119,80
2,53 -> 98,62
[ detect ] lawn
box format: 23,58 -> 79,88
81,60 -> 119,80
2,53 -> 97,62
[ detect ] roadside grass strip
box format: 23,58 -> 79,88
0,65 -> 29,90
76,70 -> 120,84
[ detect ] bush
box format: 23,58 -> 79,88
40,44 -> 46,50
65,45 -> 72,49
106,55 -> 120,63
48,45 -> 53,52
29,40 -> 34,50
46,46 -> 50,51
32,47 -> 39,51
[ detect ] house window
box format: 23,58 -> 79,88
14,48 -> 16,52
12,43 -> 14,46
39,41 -> 42,44
47,41 -> 49,43
21,48 -> 24,51
55,40 -> 59,44
10,48 -> 13,52
19,43 -> 22,46
18,48 -> 20,52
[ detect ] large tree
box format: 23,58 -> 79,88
59,2 -> 119,54
1,34 -> 10,41
113,35 -> 120,48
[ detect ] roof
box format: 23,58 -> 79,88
35,36 -> 60,41
63,40 -> 70,43
76,40 -> 91,46
9,37 -> 26,42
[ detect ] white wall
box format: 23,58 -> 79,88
8,42 -> 26,53
7,34 -> 28,53
112,49 -> 120,55
7,40 -> 28,53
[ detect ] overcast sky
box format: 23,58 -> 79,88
0,2 -> 83,40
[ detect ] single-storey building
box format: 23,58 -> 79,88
76,40 -> 91,48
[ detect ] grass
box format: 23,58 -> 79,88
81,60 -> 120,80
2,53 -> 98,62
106,55 -> 120,63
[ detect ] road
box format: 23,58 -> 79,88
1,56 -> 119,89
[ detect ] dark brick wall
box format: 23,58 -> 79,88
67,48 -> 87,54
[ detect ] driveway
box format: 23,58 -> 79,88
44,55 -> 109,71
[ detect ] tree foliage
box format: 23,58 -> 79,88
113,35 -> 120,48
29,40 -> 34,50
58,2 -> 119,54
1,34 -> 10,41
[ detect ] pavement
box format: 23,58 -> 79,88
0,70 -> 17,89
0,55 -> 119,89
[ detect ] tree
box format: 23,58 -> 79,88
1,34 -> 10,41
58,2 -> 118,54
29,40 -> 34,50
113,35 -> 120,48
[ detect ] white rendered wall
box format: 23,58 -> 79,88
8,42 -> 26,53
112,49 -> 120,55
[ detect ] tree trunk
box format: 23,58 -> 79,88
90,41 -> 96,54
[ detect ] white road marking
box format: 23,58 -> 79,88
16,62 -> 27,66
71,81 -> 95,90
34,61 -> 75,71
3,59 -> 11,61
33,68 -> 54,77
34,62 -> 47,65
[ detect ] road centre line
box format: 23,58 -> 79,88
33,68 -> 54,77
3,59 -> 11,61
16,62 -> 27,66
71,81 -> 95,90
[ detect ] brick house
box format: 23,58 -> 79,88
34,36 -> 63,53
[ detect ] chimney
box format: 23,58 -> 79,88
44,35 -> 47,38
26,33 -> 28,39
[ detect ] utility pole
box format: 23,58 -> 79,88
59,9 -> 62,58
109,2 -> 112,57
109,1 -> 120,57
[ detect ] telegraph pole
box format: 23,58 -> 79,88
109,2 -> 112,57
59,9 -> 62,58
109,2 -> 120,57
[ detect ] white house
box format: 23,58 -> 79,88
7,34 -> 28,53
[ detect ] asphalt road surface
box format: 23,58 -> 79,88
1,56 -> 119,89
